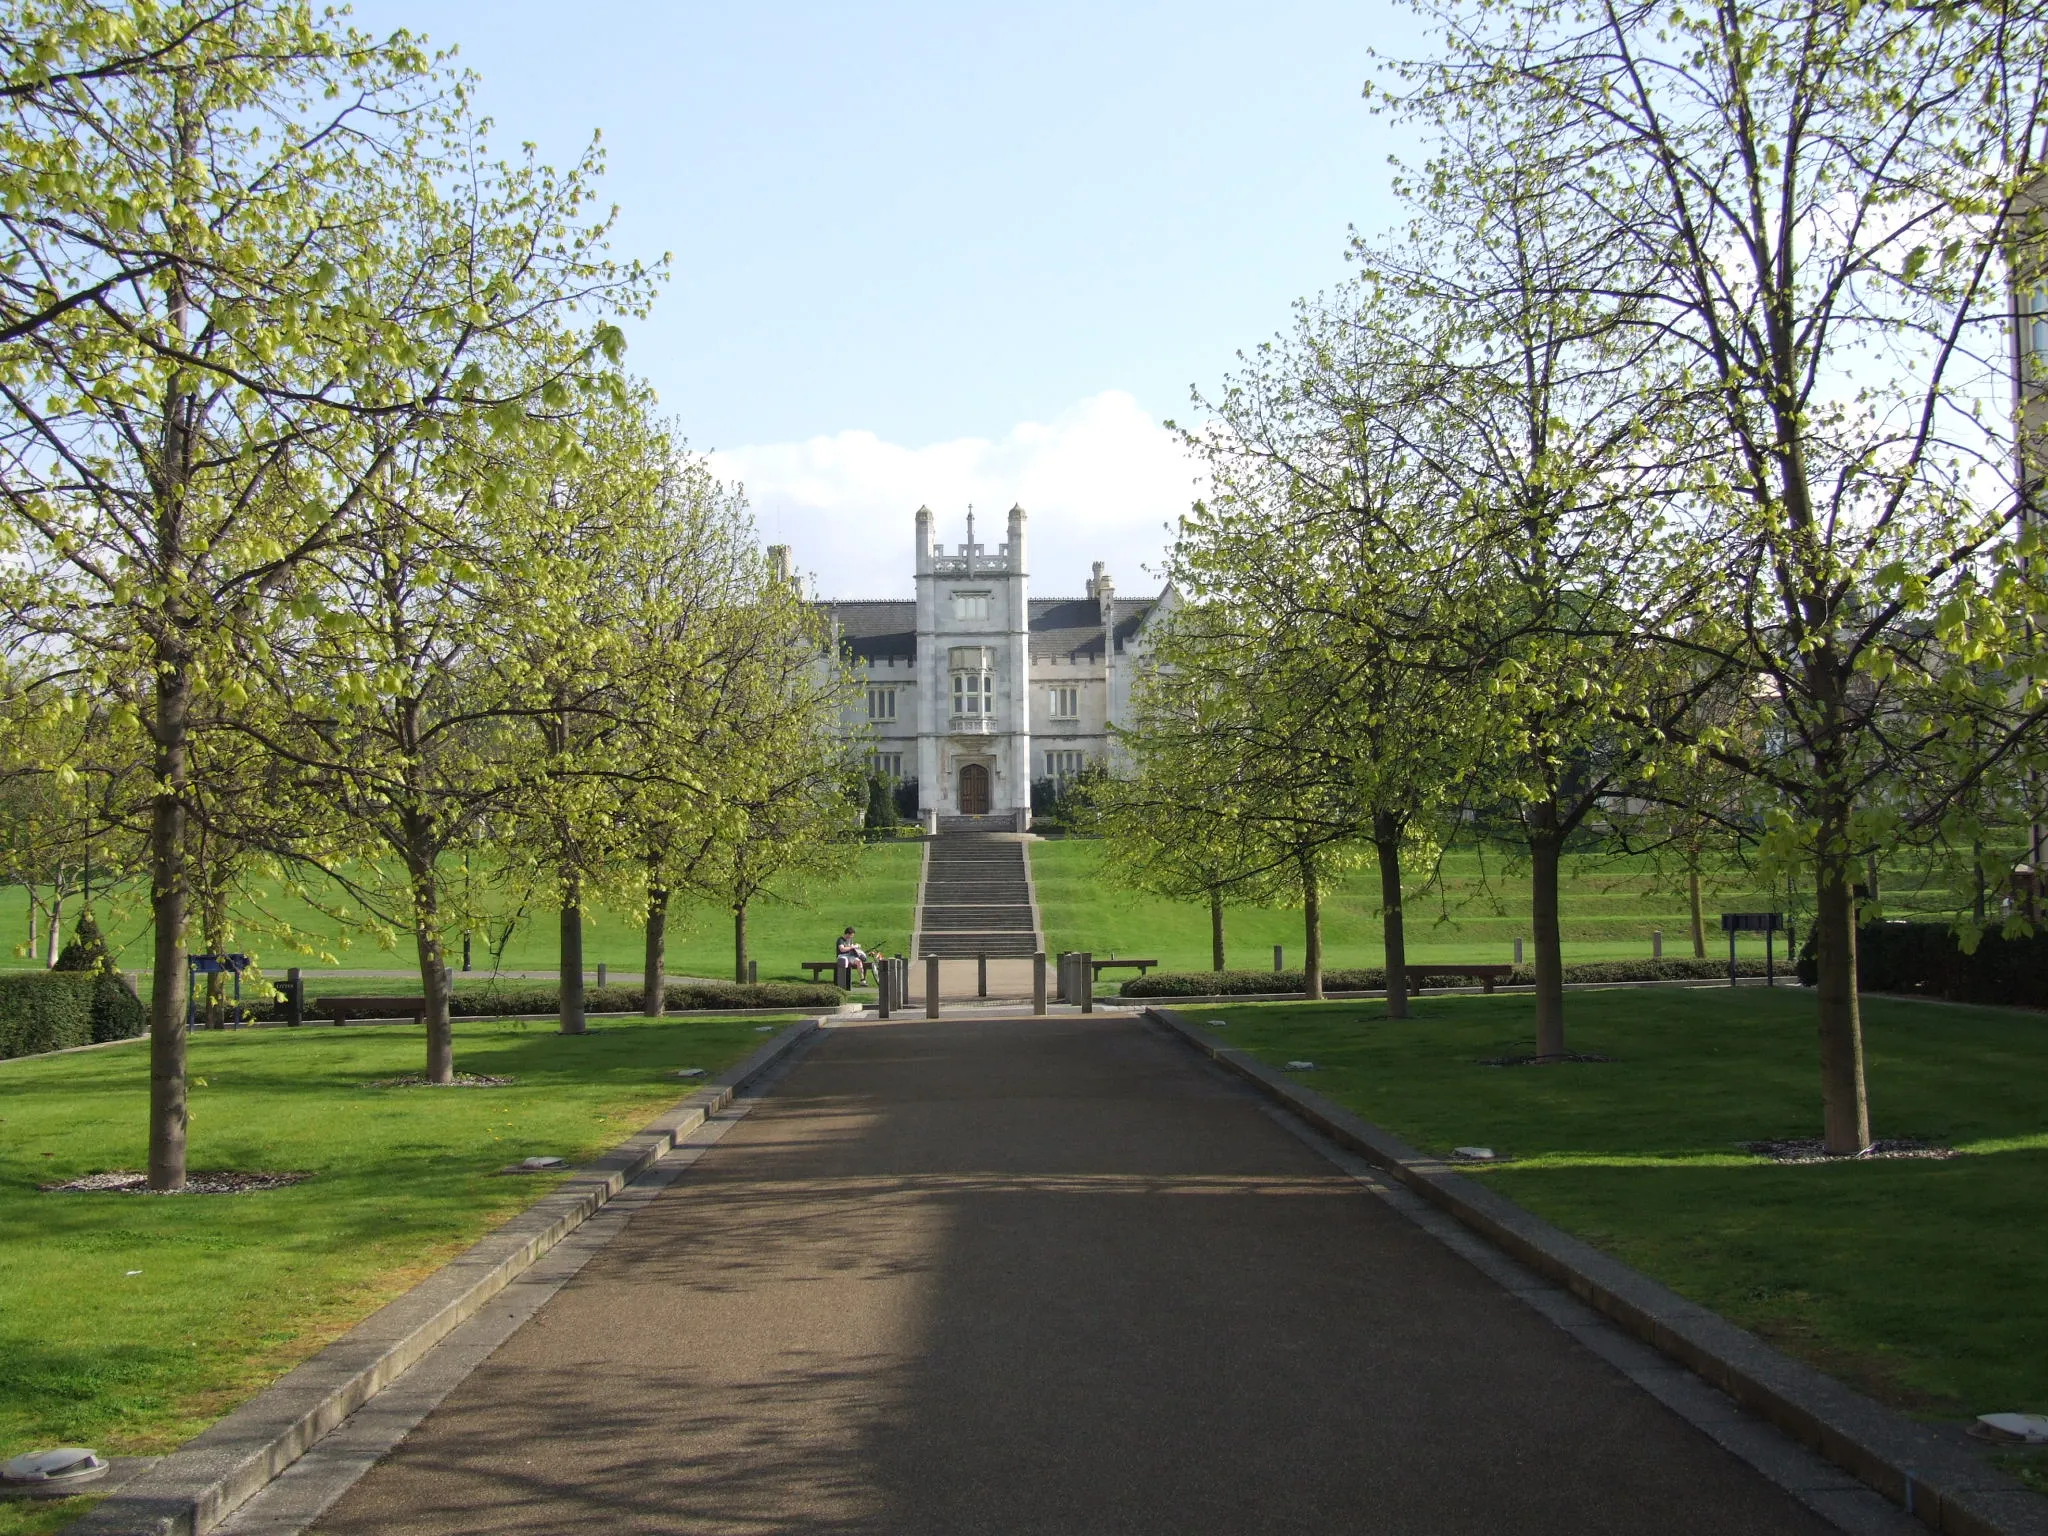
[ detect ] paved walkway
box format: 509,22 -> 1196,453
310,1017 -> 1838,1535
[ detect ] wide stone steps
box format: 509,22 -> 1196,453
914,833 -> 1043,965
918,932 -> 1041,958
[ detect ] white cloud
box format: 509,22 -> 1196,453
710,391 -> 1204,600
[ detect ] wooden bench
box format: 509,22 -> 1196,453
310,995 -> 426,1026
802,960 -> 860,983
1405,963 -> 1515,994
1090,957 -> 1158,978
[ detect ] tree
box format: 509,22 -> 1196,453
0,2 -> 652,1181
1399,0 -> 2048,1147
1088,711 -> 1288,973
1173,277 -> 1491,1015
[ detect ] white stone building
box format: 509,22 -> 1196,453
809,505 -> 1173,830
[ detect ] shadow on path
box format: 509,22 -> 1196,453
311,1018 -> 1835,1535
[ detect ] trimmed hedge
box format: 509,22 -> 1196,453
264,979 -> 846,1022
1795,921 -> 2048,1007
90,970 -> 147,1042
0,970 -> 146,1060
1120,956 -> 1778,998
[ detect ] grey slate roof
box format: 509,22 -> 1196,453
823,600 -> 915,663
819,596 -> 1162,664
1027,597 -> 1159,660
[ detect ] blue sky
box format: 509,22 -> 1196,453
345,2 -> 1430,593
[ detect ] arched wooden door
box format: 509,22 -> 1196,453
958,762 -> 991,815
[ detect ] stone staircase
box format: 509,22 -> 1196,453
914,833 -> 1042,959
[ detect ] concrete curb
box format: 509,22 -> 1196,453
62,1016 -> 824,1536
1145,1006 -> 2048,1536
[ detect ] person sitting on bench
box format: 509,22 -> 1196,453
836,926 -> 871,983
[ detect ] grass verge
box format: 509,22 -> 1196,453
1032,838 -> 1987,972
0,1013 -> 784,1481
1188,987 -> 2048,1422
0,841 -> 923,985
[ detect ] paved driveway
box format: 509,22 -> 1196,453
312,1016 -> 1835,1535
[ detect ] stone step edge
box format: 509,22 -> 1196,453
63,1017 -> 825,1536
1144,1006 -> 2047,1536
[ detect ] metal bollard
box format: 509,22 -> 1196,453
926,955 -> 941,1019
878,957 -> 893,1018
597,962 -> 607,989
1652,929 -> 1663,960
1273,945 -> 1284,972
1080,951 -> 1094,1014
1033,951 -> 1047,1015
1514,937 -> 1524,964
747,960 -> 758,985
977,952 -> 987,998
285,967 -> 304,1028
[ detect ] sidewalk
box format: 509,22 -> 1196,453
303,1015 -> 1839,1535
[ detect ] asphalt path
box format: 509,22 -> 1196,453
311,1015 -> 1838,1535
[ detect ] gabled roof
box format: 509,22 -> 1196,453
823,600 -> 915,663
1027,597 -> 1159,660
815,591 -> 1166,665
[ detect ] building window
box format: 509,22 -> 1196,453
2025,291 -> 2048,370
1048,686 -> 1078,719
867,686 -> 896,721
949,646 -> 993,722
952,590 -> 991,621
868,751 -> 904,780
1045,750 -> 1087,782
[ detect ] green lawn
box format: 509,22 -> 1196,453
1032,838 -> 1971,972
1190,988 -> 2048,1429
0,842 -> 922,987
0,1012 -> 785,1508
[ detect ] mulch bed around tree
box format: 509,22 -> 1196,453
366,1072 -> 514,1088
1742,1137 -> 1957,1163
40,1170 -> 313,1194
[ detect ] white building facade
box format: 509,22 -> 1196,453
813,505 -> 1171,830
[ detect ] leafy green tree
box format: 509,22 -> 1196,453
0,2 -> 652,1180
1174,277 -> 1491,1015
1087,724 -> 1284,972
1396,0 -> 2048,1147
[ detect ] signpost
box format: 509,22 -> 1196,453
1719,913 -> 1785,987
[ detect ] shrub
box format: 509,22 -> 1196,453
1120,956 -> 1777,998
90,971 -> 147,1042
0,972 -> 100,1059
274,980 -> 848,1021
52,909 -> 113,973
1795,920 -> 2048,1007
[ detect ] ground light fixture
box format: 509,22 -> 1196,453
3,1448 -> 109,1488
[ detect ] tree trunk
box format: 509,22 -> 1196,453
733,900 -> 749,984
45,891 -> 63,968
1529,799 -> 1565,1060
410,854 -> 453,1083
1301,851 -> 1322,1001
1688,866 -> 1706,957
1209,888 -> 1226,972
1374,811 -> 1408,1020
644,882 -> 669,1017
1814,821 -> 1871,1154
26,884 -> 36,958
1973,840 -> 1987,925
148,664 -> 193,1192
558,872 -> 586,1035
